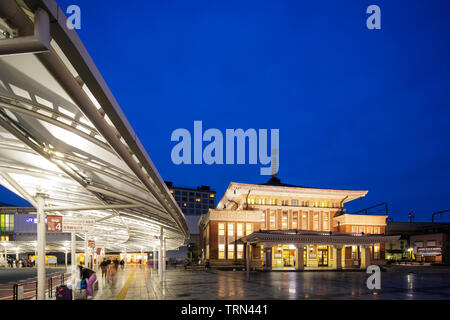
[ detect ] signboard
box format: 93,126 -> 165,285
417,247 -> 441,252
88,240 -> 95,248
48,257 -> 57,264
47,215 -> 63,232
46,216 -> 94,232
61,217 -> 95,233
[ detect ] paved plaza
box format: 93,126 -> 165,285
90,265 -> 450,300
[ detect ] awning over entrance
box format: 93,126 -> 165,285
238,230 -> 400,246
0,0 -> 189,253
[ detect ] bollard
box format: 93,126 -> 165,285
48,277 -> 52,298
13,283 -> 17,300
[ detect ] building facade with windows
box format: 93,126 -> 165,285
0,213 -> 14,242
386,222 -> 450,264
166,182 -> 216,217
165,182 -> 216,261
198,177 -> 399,270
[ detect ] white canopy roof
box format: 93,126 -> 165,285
0,0 -> 189,253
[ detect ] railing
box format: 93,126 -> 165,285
0,272 -> 71,300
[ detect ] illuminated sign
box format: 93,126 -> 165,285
417,247 -> 441,252
25,217 -> 36,224
47,215 -> 63,232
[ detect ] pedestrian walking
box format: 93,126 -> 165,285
107,262 -> 118,288
100,259 -> 108,280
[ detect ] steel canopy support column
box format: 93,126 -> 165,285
36,193 -> 47,300
162,238 -> 167,282
84,233 -> 88,268
65,251 -> 68,269
153,248 -> 156,271
159,227 -> 164,281
158,246 -> 162,279
71,232 -> 76,272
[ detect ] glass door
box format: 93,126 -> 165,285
318,246 -> 329,266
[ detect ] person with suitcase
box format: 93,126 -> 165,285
78,265 -> 97,300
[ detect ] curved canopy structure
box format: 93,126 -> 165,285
0,0 -> 189,253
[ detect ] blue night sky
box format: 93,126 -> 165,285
1,0 -> 449,222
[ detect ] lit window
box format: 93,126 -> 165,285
209,194 -> 215,198
237,224 -> 243,237
351,246 -> 358,260
313,213 -> 319,230
228,244 -> 234,260
228,223 -> 234,236
323,213 -> 329,231
282,211 -> 288,229
218,223 -> 225,236
270,211 -> 276,229
183,203 -> 187,207
195,198 -> 201,202
373,245 -> 380,260
237,244 -> 244,259
302,213 -> 308,230
218,244 -> 225,259
218,223 -> 225,259
246,224 -> 253,235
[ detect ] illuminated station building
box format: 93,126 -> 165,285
199,177 -> 399,270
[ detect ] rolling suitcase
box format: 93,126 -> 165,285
55,285 -> 72,300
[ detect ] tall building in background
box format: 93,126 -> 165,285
165,182 -> 216,261
166,182 -> 216,217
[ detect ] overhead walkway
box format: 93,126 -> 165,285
0,0 -> 189,299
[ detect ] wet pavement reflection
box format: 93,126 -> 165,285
94,266 -> 450,300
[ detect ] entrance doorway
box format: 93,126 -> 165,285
273,245 -> 296,269
317,246 -> 329,267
